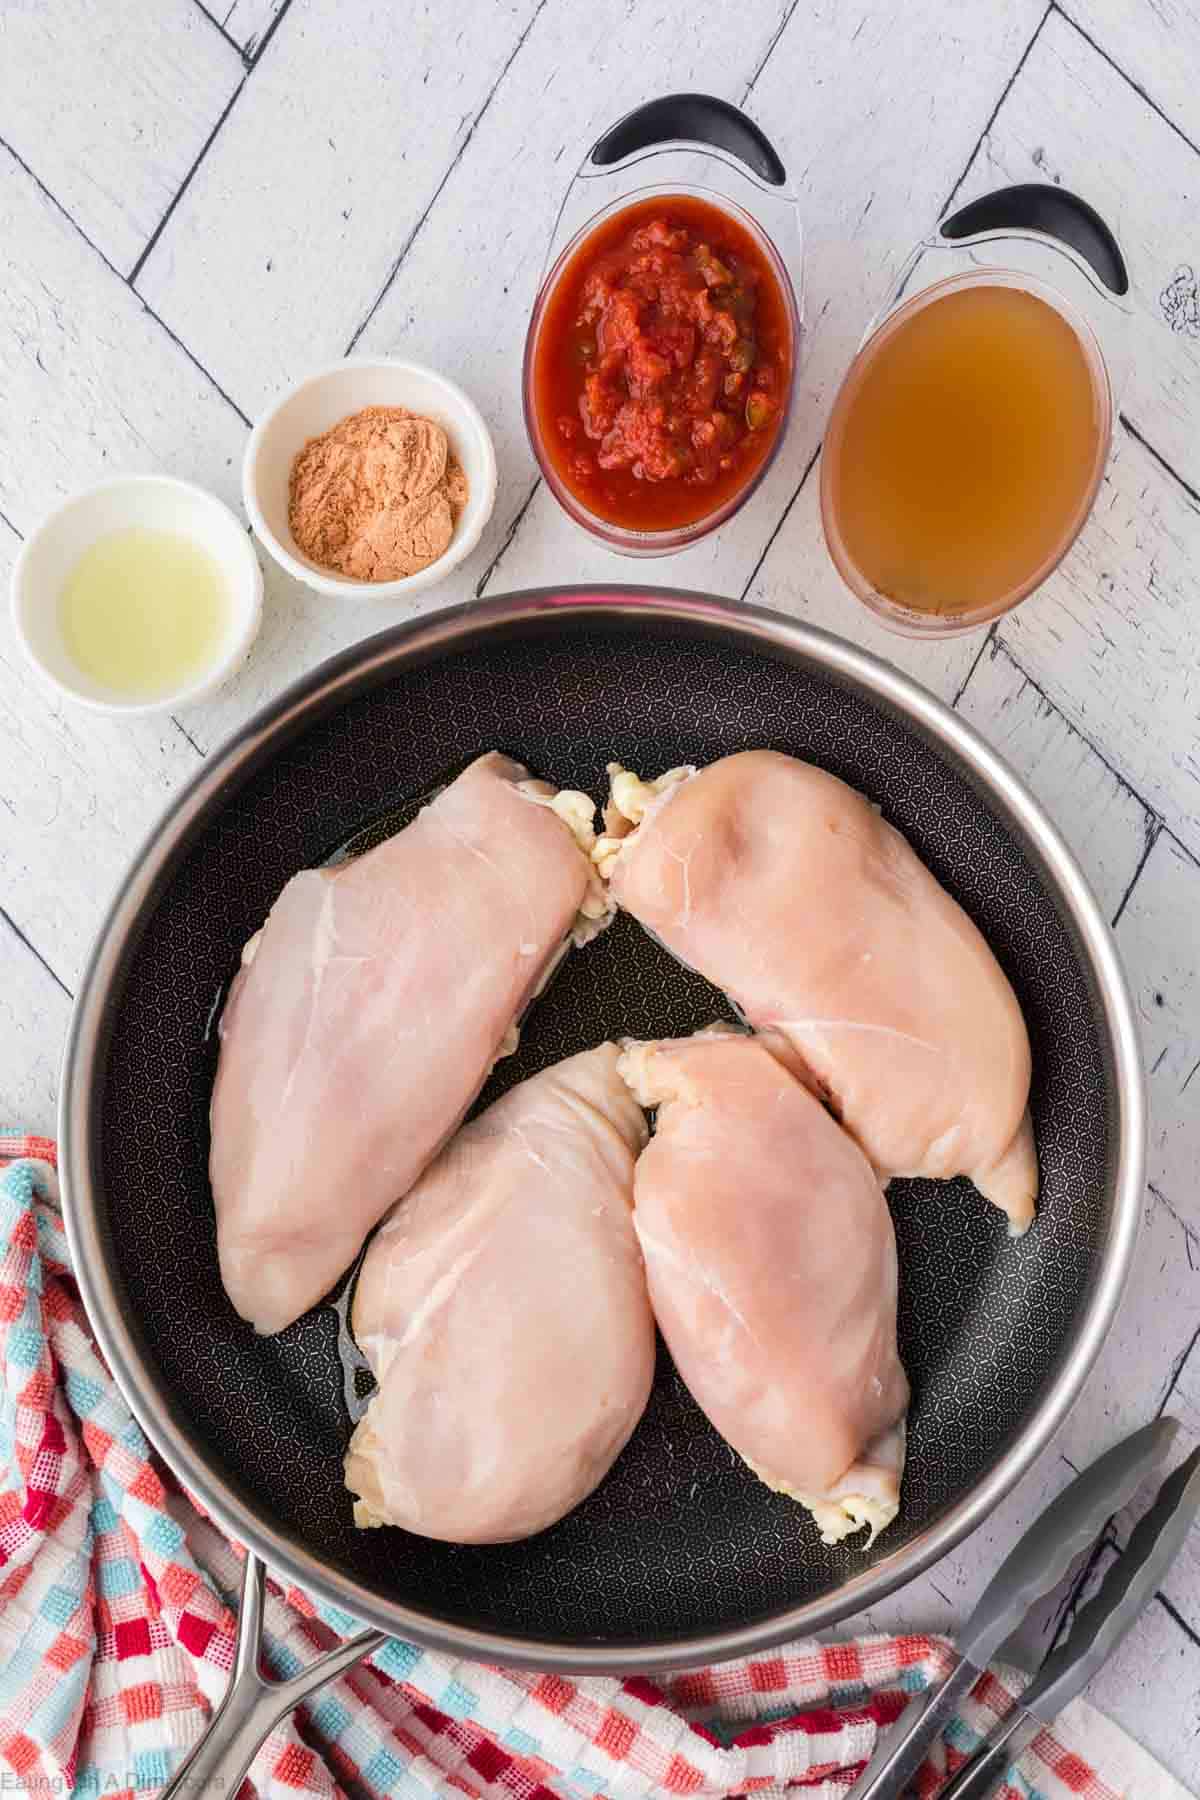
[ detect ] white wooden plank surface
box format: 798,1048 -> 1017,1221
0,0 -> 241,275
955,637 -> 1154,919
0,144 -> 246,525
1112,832 -> 1200,1233
476,0 -> 1045,601
951,6 -> 1200,495
1061,0 -> 1200,151
0,913 -> 70,1139
1060,1191 -> 1200,1463
1000,430 -> 1200,859
355,0 -> 799,593
137,0 -> 542,418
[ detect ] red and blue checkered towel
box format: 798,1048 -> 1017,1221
0,1134 -> 1126,1799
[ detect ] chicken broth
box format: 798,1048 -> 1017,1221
821,280 -> 1109,621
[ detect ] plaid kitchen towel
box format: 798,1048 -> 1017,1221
0,1134 -> 1149,1800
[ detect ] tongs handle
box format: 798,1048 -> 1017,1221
940,1441 -> 1200,1800
159,1552 -> 386,1798
842,1417 -> 1178,1800
957,1417 -> 1178,1673
1023,1441 -> 1200,1721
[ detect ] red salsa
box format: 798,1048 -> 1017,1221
530,194 -> 793,532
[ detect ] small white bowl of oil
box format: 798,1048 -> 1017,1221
10,475 -> 263,715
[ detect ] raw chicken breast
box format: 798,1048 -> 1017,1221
211,752 -> 609,1334
620,1028 -> 909,1545
601,751 -> 1036,1232
344,1043 -> 654,1543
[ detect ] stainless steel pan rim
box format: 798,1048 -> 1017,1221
59,584 -> 1145,1672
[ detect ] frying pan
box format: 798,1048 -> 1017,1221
60,588 -> 1144,1787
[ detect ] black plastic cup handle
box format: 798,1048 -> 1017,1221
941,182 -> 1128,296
590,93 -> 787,188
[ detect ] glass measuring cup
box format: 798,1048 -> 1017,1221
523,94 -> 804,555
820,185 -> 1132,636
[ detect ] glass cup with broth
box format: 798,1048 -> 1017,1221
820,185 -> 1131,637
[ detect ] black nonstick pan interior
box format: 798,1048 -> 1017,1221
88,592 -> 1116,1655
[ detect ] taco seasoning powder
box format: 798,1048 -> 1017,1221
288,405 -> 469,582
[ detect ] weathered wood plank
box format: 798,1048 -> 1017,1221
355,0 -> 799,595
470,0 -> 1046,600
0,914 -> 71,1139
137,0 -> 541,418
950,7 -> 1200,495
0,0 -> 241,275
1060,0 -> 1200,151
998,430 -> 1200,859
1058,1191 -> 1200,1466
1113,832 -> 1200,1232
0,144 -> 247,525
955,637 -> 1154,918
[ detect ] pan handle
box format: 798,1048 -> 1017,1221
160,1550 -> 387,1798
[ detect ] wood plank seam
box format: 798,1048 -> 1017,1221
233,0 -> 297,67
951,623 -> 999,709
1157,1589 -> 1200,1652
0,904 -> 73,1002
172,719 -> 206,757
128,0 -> 300,288
938,0 -> 1054,220
1159,1320 -> 1200,1421
128,83 -> 248,286
1052,0 -> 1200,165
971,634 -> 1164,853
0,135 -> 252,428
1148,1186 -> 1200,1266
1120,414 -> 1200,514
346,0 -> 553,354
474,476 -> 541,599
1110,818 -> 1163,928
735,444 -> 822,605
742,0 -> 807,98
191,0 -> 252,70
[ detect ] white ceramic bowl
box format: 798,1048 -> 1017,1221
11,476 -> 264,717
242,358 -> 498,599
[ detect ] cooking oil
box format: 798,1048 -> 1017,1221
59,527 -> 231,700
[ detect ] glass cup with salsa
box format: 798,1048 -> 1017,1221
820,184 -> 1132,636
524,96 -> 802,555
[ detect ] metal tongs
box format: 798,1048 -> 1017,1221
847,1417 -> 1200,1799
